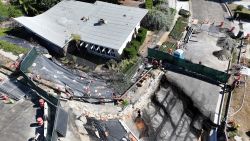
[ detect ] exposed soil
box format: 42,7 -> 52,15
229,77 -> 250,140
119,0 -> 143,7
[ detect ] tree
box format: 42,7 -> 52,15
142,9 -> 168,30
17,0 -> 38,15
13,0 -> 60,16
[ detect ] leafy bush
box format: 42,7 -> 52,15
0,28 -> 11,37
169,17 -> 188,40
0,40 -> 29,55
136,28 -> 147,44
123,46 -> 137,58
119,58 -> 136,73
142,2 -> 175,31
123,27 -> 147,58
11,0 -> 60,16
122,99 -> 129,107
234,5 -> 250,20
179,9 -> 190,18
0,1 -> 23,18
236,5 -> 244,11
145,0 -> 153,9
142,10 -> 168,30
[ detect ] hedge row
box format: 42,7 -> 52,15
169,17 -> 188,40
123,27 -> 147,58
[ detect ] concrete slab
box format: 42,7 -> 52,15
184,30 -> 229,72
0,100 -> 37,141
165,71 -> 223,124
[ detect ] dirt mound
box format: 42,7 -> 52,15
213,49 -> 231,61
217,36 -> 238,51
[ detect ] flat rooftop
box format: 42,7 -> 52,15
14,1 -> 148,50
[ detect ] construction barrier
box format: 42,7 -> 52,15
148,48 -> 230,83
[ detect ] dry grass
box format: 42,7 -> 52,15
229,78 -> 250,139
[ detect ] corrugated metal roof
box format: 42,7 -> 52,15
14,1 -> 148,50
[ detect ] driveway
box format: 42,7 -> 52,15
191,0 -> 231,27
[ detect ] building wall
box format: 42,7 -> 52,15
83,21 -> 141,59
81,42 -> 119,59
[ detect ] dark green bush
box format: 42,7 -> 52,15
123,27 -> 147,58
236,5 -> 244,11
136,28 -> 147,44
178,9 -> 190,18
123,46 -> 137,58
235,11 -> 250,20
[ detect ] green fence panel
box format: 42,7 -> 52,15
20,48 -> 39,73
148,48 -> 230,83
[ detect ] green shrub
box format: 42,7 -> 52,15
0,40 -> 29,55
130,40 -> 141,51
178,9 -> 191,18
145,0 -> 153,9
0,28 -> 11,37
142,8 -> 175,31
124,46 -> 137,58
236,5 -> 244,11
123,27 -> 147,59
169,17 -> 188,40
234,5 -> 250,20
122,99 -> 129,107
0,1 -> 23,18
137,27 -> 147,44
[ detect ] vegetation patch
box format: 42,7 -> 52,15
233,5 -> 250,20
0,28 -> 11,37
160,41 -> 177,52
0,1 -> 23,19
0,40 -> 29,55
123,27 -> 147,59
145,0 -> 153,9
142,0 -> 176,31
169,17 -> 188,40
119,57 -> 138,73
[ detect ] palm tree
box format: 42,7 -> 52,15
18,0 -> 38,15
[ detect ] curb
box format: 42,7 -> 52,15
222,1 -> 233,19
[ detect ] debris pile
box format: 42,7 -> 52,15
214,36 -> 238,60
213,49 -> 232,61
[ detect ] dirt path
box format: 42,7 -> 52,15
229,78 -> 250,140
119,0 -> 143,7
139,31 -> 154,57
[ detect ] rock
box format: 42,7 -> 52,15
75,120 -> 88,135
80,116 -> 87,124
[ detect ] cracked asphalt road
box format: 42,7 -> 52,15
191,0 -> 231,27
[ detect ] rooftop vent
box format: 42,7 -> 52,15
80,16 -> 89,22
99,19 -> 107,24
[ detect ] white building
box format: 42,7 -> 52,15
14,0 -> 148,58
